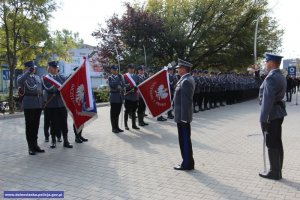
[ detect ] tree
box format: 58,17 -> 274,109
147,0 -> 283,69
93,3 -> 166,70
94,0 -> 283,71
0,0 -> 56,113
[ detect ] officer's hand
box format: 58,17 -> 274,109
261,122 -> 270,133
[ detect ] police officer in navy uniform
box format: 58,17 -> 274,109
17,61 -> 45,155
173,59 -> 195,170
259,53 -> 287,180
136,65 -> 149,126
124,64 -> 140,130
43,61 -> 73,149
108,65 -> 125,133
167,64 -> 176,119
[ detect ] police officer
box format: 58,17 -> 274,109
259,53 -> 287,180
173,59 -> 195,170
192,69 -> 199,113
124,64 -> 140,130
42,61 -> 73,149
108,65 -> 125,133
17,61 -> 44,155
136,66 -> 149,126
167,64 -> 176,119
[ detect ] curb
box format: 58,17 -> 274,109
0,102 -> 110,120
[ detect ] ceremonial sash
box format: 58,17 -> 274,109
43,75 -> 62,89
123,73 -> 137,88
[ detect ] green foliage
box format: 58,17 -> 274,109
94,0 -> 283,71
93,88 -> 109,103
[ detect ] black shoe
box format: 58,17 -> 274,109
80,136 -> 88,142
143,122 -> 149,126
259,171 -> 280,180
173,164 -> 194,171
75,137 -> 83,143
144,114 -> 148,117
57,137 -> 62,143
157,116 -> 167,121
45,138 -> 49,142
117,128 -> 124,132
112,129 -> 119,134
132,126 -> 140,130
139,123 -> 145,127
167,115 -> 174,119
63,143 -> 73,148
50,141 -> 56,149
193,109 -> 199,113
34,146 -> 45,153
28,149 -> 36,155
125,126 -> 129,130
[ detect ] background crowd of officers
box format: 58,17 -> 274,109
108,63 -> 262,134
285,75 -> 300,102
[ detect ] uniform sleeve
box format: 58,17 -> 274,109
17,71 -> 30,86
180,80 -> 194,122
260,76 -> 276,122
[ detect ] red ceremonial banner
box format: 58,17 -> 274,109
59,57 -> 97,132
138,68 -> 172,117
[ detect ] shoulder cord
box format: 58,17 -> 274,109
42,77 -> 54,90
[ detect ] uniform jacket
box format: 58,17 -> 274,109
124,73 -> 140,102
259,69 -> 287,122
42,74 -> 67,108
174,73 -> 195,123
17,71 -> 43,109
108,74 -> 125,103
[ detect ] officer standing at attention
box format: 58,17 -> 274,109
136,65 -> 149,127
108,65 -> 125,133
17,61 -> 44,155
124,64 -> 140,130
43,61 -> 73,149
167,64 -> 176,119
173,59 -> 195,170
259,53 -> 287,180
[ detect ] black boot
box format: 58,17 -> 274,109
63,132 -> 73,148
111,116 -> 119,133
34,140 -> 45,153
50,135 -> 56,149
116,117 -> 124,132
124,112 -> 129,130
279,148 -> 284,179
74,127 -> 83,143
138,114 -> 148,126
75,135 -> 83,143
259,149 -> 281,180
132,113 -> 140,129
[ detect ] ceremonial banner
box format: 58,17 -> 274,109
138,67 -> 172,117
43,75 -> 62,89
59,57 -> 97,132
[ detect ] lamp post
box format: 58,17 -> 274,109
254,0 -> 260,68
254,18 -> 259,66
143,45 -> 147,67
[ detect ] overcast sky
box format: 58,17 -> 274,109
49,0 -> 300,59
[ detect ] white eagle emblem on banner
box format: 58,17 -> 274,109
155,84 -> 168,100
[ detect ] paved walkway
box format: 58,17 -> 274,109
1,99 -> 300,200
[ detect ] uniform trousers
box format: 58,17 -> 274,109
24,108 -> 42,149
177,122 -> 194,168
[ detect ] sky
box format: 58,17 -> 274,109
49,0 -> 300,59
